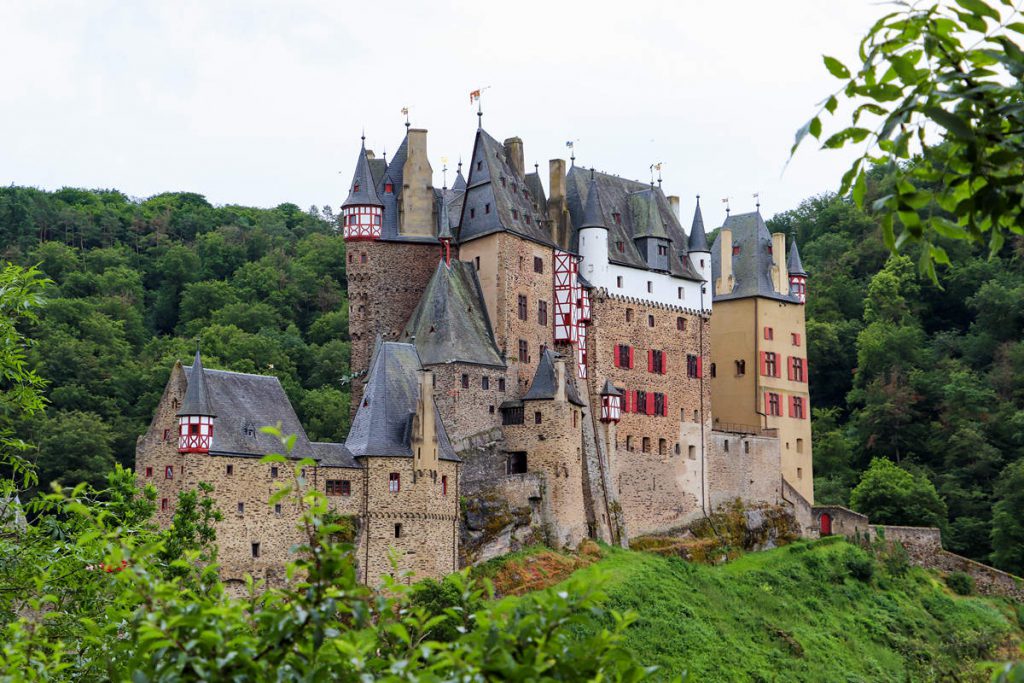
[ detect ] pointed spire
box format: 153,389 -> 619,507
787,235 -> 807,276
438,196 -> 453,242
453,167 -> 467,192
178,345 -> 215,417
341,137 -> 383,208
581,171 -> 607,230
688,195 -> 709,252
600,379 -> 623,397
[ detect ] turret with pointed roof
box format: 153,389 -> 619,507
341,137 -> 384,241
580,173 -> 607,230
176,347 -> 215,454
788,235 -> 808,303
177,348 -> 215,418
688,197 -> 709,253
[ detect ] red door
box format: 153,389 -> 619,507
820,513 -> 832,536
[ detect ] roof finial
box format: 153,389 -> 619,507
441,158 -> 449,190
477,101 -> 482,129
590,167 -> 595,181
458,157 -> 463,173
401,105 -> 410,130
696,194 -> 701,205
361,128 -> 366,144
535,162 -> 539,175
754,192 -> 761,211
723,196 -> 731,215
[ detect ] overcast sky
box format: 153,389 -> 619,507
0,1 -> 881,224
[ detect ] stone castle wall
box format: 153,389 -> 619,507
429,362 -> 507,446
708,429 -> 782,511
584,290 -> 712,536
346,240 -> 439,412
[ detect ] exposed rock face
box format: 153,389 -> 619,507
460,493 -> 538,565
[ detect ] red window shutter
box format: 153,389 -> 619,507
646,393 -> 655,415
648,349 -> 654,372
628,346 -> 635,369
662,353 -> 668,375
760,351 -> 767,376
787,356 -> 794,381
788,395 -> 795,417
613,345 -> 620,368
803,358 -> 809,383
697,356 -> 703,378
764,392 -> 770,414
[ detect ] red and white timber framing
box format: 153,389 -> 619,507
600,392 -> 621,423
553,250 -> 589,379
342,205 -> 382,240
178,415 -> 213,453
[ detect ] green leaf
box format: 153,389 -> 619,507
922,106 -> 975,140
822,127 -> 872,149
954,0 -> 999,20
852,170 -> 867,208
823,55 -> 851,79
825,95 -> 838,114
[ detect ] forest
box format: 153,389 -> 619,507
1,176 -> 1022,574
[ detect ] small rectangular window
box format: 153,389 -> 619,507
677,317 -> 686,331
767,392 -> 781,416
163,428 -> 170,441
518,339 -> 528,362
395,523 -> 402,538
647,281 -> 653,293
270,466 -> 279,479
507,451 -> 528,474
538,300 -> 548,326
389,472 -> 400,493
474,256 -> 480,271
165,466 -> 173,480
498,378 -> 506,392
688,445 -> 696,460
470,207 -> 476,219
534,411 -> 542,424
764,326 -> 774,340
625,308 -> 633,323
677,287 -> 683,299
462,373 -> 470,389
237,502 -> 245,514
485,203 -> 491,214
161,498 -> 168,511
648,314 -> 655,327
251,542 -> 261,558
616,276 -> 623,288
642,437 -> 651,453
534,256 -> 544,273
482,376 -> 490,390
792,332 -> 801,346
145,466 -> 153,478
518,294 -> 528,321
442,475 -> 448,495
226,464 -> 234,475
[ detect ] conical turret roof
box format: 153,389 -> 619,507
688,197 -> 709,252
342,139 -> 383,208
177,348 -> 215,417
600,379 -> 622,396
438,195 -> 453,241
787,236 -> 807,276
580,175 -> 607,230
452,168 -> 467,192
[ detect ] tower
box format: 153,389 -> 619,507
687,197 -> 711,284
788,236 -> 807,304
341,137 -> 384,240
577,172 -> 610,284
177,348 -> 215,453
709,211 -> 814,503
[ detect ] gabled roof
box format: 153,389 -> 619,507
787,236 -> 807,276
344,342 -> 458,461
401,261 -> 504,367
311,442 -> 361,469
600,379 -> 623,396
565,166 -> 703,281
182,364 -> 316,460
342,140 -> 383,208
178,349 -> 215,417
710,211 -> 800,303
523,349 -> 585,406
456,128 -> 556,247
688,198 -> 709,252
524,169 -> 547,213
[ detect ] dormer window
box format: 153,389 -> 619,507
733,245 -> 741,255
385,182 -> 393,193
658,245 -> 668,256
767,245 -> 773,255
613,213 -> 622,225
501,177 -> 507,187
470,208 -> 476,219
616,241 -> 625,253
477,161 -> 483,171
353,184 -> 359,193
512,209 -> 519,220
485,203 -> 491,214
523,190 -> 530,201
525,215 -> 532,225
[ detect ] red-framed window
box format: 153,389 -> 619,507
687,354 -> 702,378
761,352 -> 779,377
389,472 -> 400,493
326,480 -> 351,496
145,466 -> 153,478
764,326 -> 774,340
788,357 -> 806,382
648,349 -> 666,374
766,392 -> 782,416
614,344 -> 634,369
161,498 -> 168,512
385,182 -> 393,193
792,332 -> 801,346
790,396 -> 806,419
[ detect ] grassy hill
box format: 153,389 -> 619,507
509,539 -> 1023,681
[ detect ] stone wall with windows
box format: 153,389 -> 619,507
707,429 -> 782,511
584,290 -> 711,536
429,362 -> 508,447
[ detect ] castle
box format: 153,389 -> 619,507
136,121 -> 813,586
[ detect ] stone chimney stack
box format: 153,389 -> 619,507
504,137 -> 525,178
668,195 -> 680,218
772,231 -> 788,295
399,128 -> 435,237
554,355 -> 567,403
716,229 -> 733,296
547,159 -> 568,247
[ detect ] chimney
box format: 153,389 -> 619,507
772,232 -> 788,294
554,355 -> 567,403
366,149 -> 376,160
549,159 -> 566,204
668,195 -> 680,218
547,159 -> 568,245
504,137 -> 525,178
716,229 -> 733,296
400,129 -> 435,237
414,369 -> 438,467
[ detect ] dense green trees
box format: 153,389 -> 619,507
770,181 -> 1024,572
0,187 -> 353,496
849,458 -> 948,528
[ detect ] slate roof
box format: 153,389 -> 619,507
524,169 -> 548,214
523,349 -> 585,406
437,191 -> 453,241
344,342 -> 459,461
342,140 -> 383,208
456,128 -> 557,247
688,198 -> 709,252
600,379 -> 623,396
452,167 -> 467,192
565,166 -> 703,282
709,211 -> 801,303
311,442 -> 361,469
400,260 -> 504,367
178,349 -> 215,417
787,236 -> 807,276
182,364 -> 317,460
580,175 -> 606,229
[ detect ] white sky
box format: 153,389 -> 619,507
0,0 -> 880,224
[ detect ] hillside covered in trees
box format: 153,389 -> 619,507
2,179 -> 1022,574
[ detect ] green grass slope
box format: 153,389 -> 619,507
556,539 -> 1023,682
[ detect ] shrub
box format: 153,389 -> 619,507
947,571 -> 975,596
844,547 -> 875,582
